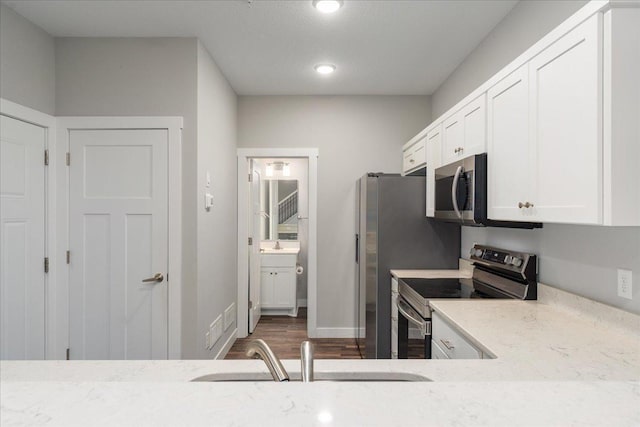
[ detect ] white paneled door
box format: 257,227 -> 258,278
69,129 -> 168,359
248,160 -> 261,333
0,115 -> 46,360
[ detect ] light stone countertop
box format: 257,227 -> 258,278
2,286 -> 640,426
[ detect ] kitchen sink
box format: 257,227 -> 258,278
191,371 -> 431,382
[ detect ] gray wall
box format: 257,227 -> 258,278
196,41 -> 238,358
55,37 -> 201,357
0,3 -> 55,114
238,95 -> 431,330
431,0 -> 639,314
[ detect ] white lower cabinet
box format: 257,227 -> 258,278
261,253 -> 297,316
432,312 -> 483,360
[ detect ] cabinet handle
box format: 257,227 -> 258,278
409,159 -> 415,163
518,202 -> 524,208
518,202 -> 534,209
440,339 -> 455,350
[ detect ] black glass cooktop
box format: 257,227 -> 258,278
399,278 -> 462,299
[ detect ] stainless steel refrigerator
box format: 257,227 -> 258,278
356,173 -> 461,359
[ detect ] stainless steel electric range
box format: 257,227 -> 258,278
395,244 -> 537,359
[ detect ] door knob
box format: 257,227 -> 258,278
142,273 -> 164,283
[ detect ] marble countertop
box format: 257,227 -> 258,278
3,294 -> 640,426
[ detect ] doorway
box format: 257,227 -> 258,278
236,148 -> 318,339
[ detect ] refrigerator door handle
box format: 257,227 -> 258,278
355,234 -> 359,264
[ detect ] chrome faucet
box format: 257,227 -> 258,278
246,339 -> 289,382
274,240 -> 281,250
300,341 -> 314,382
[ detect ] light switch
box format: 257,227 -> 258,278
205,193 -> 214,210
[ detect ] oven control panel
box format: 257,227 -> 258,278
471,247 -> 523,267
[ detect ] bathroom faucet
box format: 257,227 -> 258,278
300,341 -> 314,382
246,339 -> 289,382
274,240 -> 281,250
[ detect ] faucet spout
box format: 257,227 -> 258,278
246,339 -> 289,382
300,341 -> 314,382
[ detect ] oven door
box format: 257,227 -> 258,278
396,296 -> 431,359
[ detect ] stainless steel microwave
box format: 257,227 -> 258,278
434,153 -> 541,229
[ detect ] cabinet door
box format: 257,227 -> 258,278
442,113 -> 463,165
461,93 -> 486,158
273,268 -> 296,307
528,15 -> 602,224
260,269 -> 274,307
487,66 -> 531,221
425,124 -> 442,217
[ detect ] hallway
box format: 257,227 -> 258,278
225,309 -> 362,359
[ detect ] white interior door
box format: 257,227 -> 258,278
69,129 -> 168,359
0,115 -> 46,360
248,160 -> 261,333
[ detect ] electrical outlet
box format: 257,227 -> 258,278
205,331 -> 211,349
617,269 -> 633,300
224,303 -> 235,331
210,315 -> 223,348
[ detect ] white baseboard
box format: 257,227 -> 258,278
297,298 -> 307,307
315,327 -> 358,338
214,328 -> 237,360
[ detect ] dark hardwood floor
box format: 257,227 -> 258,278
225,309 -> 363,359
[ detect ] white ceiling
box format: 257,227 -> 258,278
3,0 -> 518,95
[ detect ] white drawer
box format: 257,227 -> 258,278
432,311 -> 483,360
431,339 -> 449,360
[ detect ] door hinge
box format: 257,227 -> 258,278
66,152 -> 70,166
66,348 -> 70,360
66,250 -> 70,264
44,149 -> 49,166
248,237 -> 253,245
44,257 -> 49,273
249,300 -> 253,309
248,173 -> 252,182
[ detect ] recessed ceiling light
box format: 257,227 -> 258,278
312,0 -> 343,14
314,64 -> 336,75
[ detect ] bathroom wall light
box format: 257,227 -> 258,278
266,161 -> 290,177
312,0 -> 343,14
314,64 -> 336,75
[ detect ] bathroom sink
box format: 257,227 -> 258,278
261,248 -> 300,255
191,371 -> 430,382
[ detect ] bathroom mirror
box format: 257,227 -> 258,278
260,180 -> 298,241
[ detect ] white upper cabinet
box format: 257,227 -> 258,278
487,65 -> 531,222
407,2 -> 640,226
441,94 -> 486,166
527,14 -> 602,224
425,124 -> 442,217
402,134 -> 427,175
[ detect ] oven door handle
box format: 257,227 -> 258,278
396,298 -> 428,336
451,165 -> 463,220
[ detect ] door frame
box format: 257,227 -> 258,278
57,117 -> 183,359
237,148 -> 319,338
1,98 -> 57,359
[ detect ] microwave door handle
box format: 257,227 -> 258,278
451,165 -> 463,219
